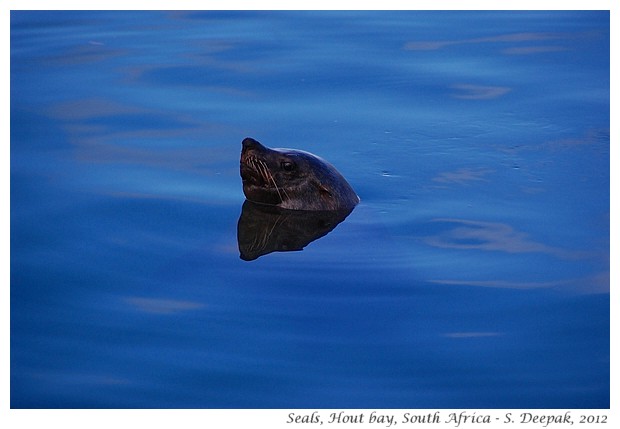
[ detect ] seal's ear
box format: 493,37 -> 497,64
313,181 -> 333,200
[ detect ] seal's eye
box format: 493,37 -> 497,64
280,161 -> 295,171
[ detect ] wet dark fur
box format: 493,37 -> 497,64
240,137 -> 359,211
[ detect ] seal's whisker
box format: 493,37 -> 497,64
258,161 -> 271,184
252,158 -> 263,179
267,174 -> 284,203
252,158 -> 266,182
280,187 -> 290,201
260,160 -> 285,203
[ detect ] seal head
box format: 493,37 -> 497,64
240,137 -> 359,211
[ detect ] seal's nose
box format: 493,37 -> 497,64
242,137 -> 265,151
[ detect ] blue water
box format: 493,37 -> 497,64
11,11 -> 609,408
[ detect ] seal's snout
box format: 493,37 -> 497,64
242,137 -> 265,152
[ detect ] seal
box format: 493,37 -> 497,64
240,137 -> 359,211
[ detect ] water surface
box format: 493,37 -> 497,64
11,10 -> 610,408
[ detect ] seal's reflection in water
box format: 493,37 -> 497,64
237,200 -> 355,261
